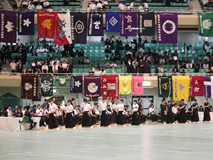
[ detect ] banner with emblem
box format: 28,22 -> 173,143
84,76 -> 101,97
158,76 -> 172,97
88,13 -> 103,36
54,10 -> 72,45
101,75 -> 119,99
21,75 -> 39,100
138,12 -> 155,36
71,12 -> 87,44
70,76 -> 83,93
18,11 -> 34,35
37,11 -> 57,38
40,75 -> 53,97
157,12 -> 178,44
120,12 -> 137,37
190,76 -> 204,97
172,76 -> 189,101
119,75 -> 131,95
204,76 -> 213,98
132,76 -> 144,95
0,10 -> 16,43
198,12 -> 213,37
54,75 -> 70,87
106,12 -> 120,32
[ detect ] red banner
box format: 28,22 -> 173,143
21,75 -> 39,100
37,11 -> 57,38
190,76 -> 204,97
102,75 -> 119,100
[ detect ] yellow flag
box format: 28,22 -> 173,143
119,75 -> 132,95
172,76 -> 190,101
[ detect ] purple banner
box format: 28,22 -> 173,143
157,12 -> 178,44
84,76 -> 101,97
204,76 -> 213,98
0,10 -> 16,43
120,12 -> 137,37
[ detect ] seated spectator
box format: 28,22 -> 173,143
138,4 -> 144,12
94,68 -> 102,76
79,57 -> 84,64
43,0 -> 49,9
39,0 -> 45,6
17,61 -> 23,73
199,105 -> 204,112
6,106 -> 12,117
97,1 -> 103,9
143,2 -> 148,12
203,62 -> 209,69
204,54 -> 210,61
110,61 -> 117,68
105,55 -> 110,61
186,62 -> 193,69
27,1 -> 35,11
102,67 -> 106,75
31,60 -> 37,73
128,0 -> 135,10
149,104 -> 158,122
84,57 -> 90,64
89,65 -> 95,73
46,6 -> 53,12
16,0 -> 22,11
102,0 -> 108,9
22,0 -> 29,9
36,3 -> 42,11
62,60 -> 68,73
42,62 -> 49,73
118,2 -> 126,11
105,62 -> 110,69
88,1 -> 97,11
30,105 -> 37,116
158,65 -> 164,73
67,63 -> 73,73
151,37 -> 157,44
12,105 -> 18,116
52,62 -> 58,74
33,0 -> 39,6
10,60 -> 17,73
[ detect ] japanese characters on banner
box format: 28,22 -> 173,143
70,76 -> 83,93
204,76 -> 213,98
158,76 -> 173,97
120,12 -> 137,37
18,11 -> 34,35
0,10 -> 16,43
138,12 -> 155,36
54,10 -> 72,45
71,12 -> 87,44
88,13 -> 103,36
157,12 -> 178,44
190,76 -> 204,97
84,76 -> 101,97
105,12 -> 120,32
102,75 -> 119,99
131,76 -> 144,95
198,12 -> 213,37
37,11 -> 57,38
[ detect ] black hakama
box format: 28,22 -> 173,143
203,107 -> 211,122
65,112 -> 76,128
112,110 -> 117,124
101,111 -> 108,126
117,111 -> 126,125
82,111 -> 92,127
178,108 -> 187,123
192,108 -> 199,122
131,111 -> 141,125
48,113 -> 58,129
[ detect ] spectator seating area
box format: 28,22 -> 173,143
200,0 -> 213,10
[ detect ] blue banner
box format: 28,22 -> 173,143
88,13 -> 103,36
18,11 -> 34,35
70,76 -> 83,93
106,12 -> 120,32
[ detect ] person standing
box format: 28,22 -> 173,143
99,97 -> 109,126
160,99 -> 167,123
149,104 -> 158,122
132,100 -> 141,125
65,100 -> 75,128
203,99 -> 211,122
117,100 -> 125,125
166,101 -> 174,124
191,99 -> 199,122
177,99 -> 187,123
48,99 -> 58,129
81,99 -> 93,127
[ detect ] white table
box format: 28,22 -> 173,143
0,117 -> 41,131
198,112 -> 213,121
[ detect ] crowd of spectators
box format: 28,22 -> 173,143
88,0 -> 108,11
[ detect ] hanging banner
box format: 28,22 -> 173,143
70,76 -> 83,93
190,76 -> 204,97
55,10 -> 72,45
132,76 -> 144,95
88,13 -> 103,36
106,12 -> 120,32
119,75 -> 131,95
157,12 -> 178,44
0,10 -> 16,43
18,11 -> 34,35
198,12 -> 213,37
120,12 -> 137,37
54,75 -> 70,87
84,76 -> 101,97
71,12 -> 87,44
37,11 -> 57,38
102,75 -> 119,99
138,12 -> 155,36
172,76 -> 189,101
158,76 -> 173,97
41,75 -> 53,97
204,76 -> 213,98
21,75 -> 39,100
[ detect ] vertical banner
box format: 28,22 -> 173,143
21,75 -> 39,100
172,76 -> 189,101
70,76 -> 83,93
18,11 -> 34,35
132,76 -> 144,95
190,76 -> 204,97
157,12 -> 178,44
54,75 -> 70,87
37,11 -> 57,38
120,12 -> 137,37
158,76 -> 173,97
102,75 -> 119,99
71,12 -> 87,44
84,76 -> 101,97
0,10 -> 16,43
204,76 -> 213,98
88,13 -> 103,36
138,12 -> 155,36
119,75 -> 132,95
198,12 -> 213,37
55,10 -> 72,45
106,12 -> 120,32
40,75 -> 53,97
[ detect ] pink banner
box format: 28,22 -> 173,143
132,76 -> 144,95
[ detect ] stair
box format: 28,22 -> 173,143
190,0 -> 203,12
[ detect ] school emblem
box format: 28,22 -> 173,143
24,82 -> 32,91
88,83 -> 98,93
75,20 -> 84,34
162,82 -> 168,90
162,20 -> 176,34
41,80 -> 52,92
179,84 -> 185,91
